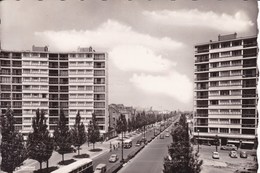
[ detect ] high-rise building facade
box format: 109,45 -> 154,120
193,33 -> 258,148
0,46 -> 108,136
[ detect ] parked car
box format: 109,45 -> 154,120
212,151 -> 220,159
240,151 -> 248,158
220,144 -> 237,150
140,137 -> 147,143
165,133 -> 170,137
94,164 -> 107,173
160,134 -> 164,139
229,151 -> 238,158
135,140 -> 141,146
109,154 -> 118,163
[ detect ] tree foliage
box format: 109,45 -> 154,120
164,114 -> 203,173
1,108 -> 26,173
71,111 -> 87,155
116,114 -> 127,134
53,109 -> 72,162
27,109 -> 54,170
88,113 -> 100,149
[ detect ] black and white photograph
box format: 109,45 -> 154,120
0,0 -> 258,173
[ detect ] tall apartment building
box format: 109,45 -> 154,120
0,46 -> 108,136
193,33 -> 258,148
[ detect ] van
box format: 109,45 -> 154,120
94,163 -> 107,173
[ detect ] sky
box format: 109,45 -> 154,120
0,0 -> 258,111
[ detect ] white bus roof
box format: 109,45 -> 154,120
51,158 -> 93,173
124,139 -> 132,142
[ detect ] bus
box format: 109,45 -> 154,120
123,139 -> 133,149
51,158 -> 93,173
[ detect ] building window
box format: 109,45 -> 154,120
220,51 -> 230,57
230,128 -> 240,134
220,119 -> 229,124
231,70 -> 241,76
220,90 -> 229,96
209,128 -> 218,133
220,128 -> 229,133
220,81 -> 229,86
220,61 -> 230,67
231,119 -> 240,124
209,119 -> 218,123
231,109 -> 240,114
231,99 -> 240,104
219,100 -> 229,105
221,42 -> 230,48
231,90 -> 240,95
220,109 -> 229,114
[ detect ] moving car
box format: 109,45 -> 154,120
229,151 -> 238,158
109,154 -> 118,163
220,144 -> 237,150
240,151 -> 248,158
165,133 -> 170,137
212,152 -> 220,159
94,164 -> 107,173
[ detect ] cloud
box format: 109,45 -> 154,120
129,71 -> 193,103
109,45 -> 176,72
35,19 -> 181,72
143,9 -> 254,32
35,19 -> 182,52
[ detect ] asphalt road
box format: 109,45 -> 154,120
92,127 -> 159,171
118,127 -> 173,173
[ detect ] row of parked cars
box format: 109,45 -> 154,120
212,150 -> 248,159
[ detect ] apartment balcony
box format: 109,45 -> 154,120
208,104 -> 242,109
208,123 -> 241,128
209,45 -> 243,53
209,65 -> 243,72
208,114 -> 241,119
209,85 -> 242,90
209,55 -> 243,62
209,75 -> 243,81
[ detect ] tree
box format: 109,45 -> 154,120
163,114 -> 203,173
88,113 -> 100,149
53,109 -> 72,162
27,109 -> 54,170
71,111 -> 87,155
1,108 -> 26,173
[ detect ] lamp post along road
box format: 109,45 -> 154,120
197,129 -> 200,153
121,131 -> 124,163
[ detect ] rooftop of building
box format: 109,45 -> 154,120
0,46 -> 107,54
195,33 -> 257,47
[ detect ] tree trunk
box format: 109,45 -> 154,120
47,160 -> 49,170
40,161 -> 42,170
93,143 -> 95,149
78,146 -> 80,155
62,154 -> 64,162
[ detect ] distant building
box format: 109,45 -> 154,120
0,46 -> 109,135
193,33 -> 258,148
108,104 -> 136,130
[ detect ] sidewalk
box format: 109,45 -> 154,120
15,131 -> 142,172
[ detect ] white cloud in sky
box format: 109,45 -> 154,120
35,19 -> 189,102
109,45 -> 176,72
143,9 -> 254,32
130,71 -> 193,103
35,19 -> 182,52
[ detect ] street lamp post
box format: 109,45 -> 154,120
121,131 -> 124,163
197,129 -> 200,153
